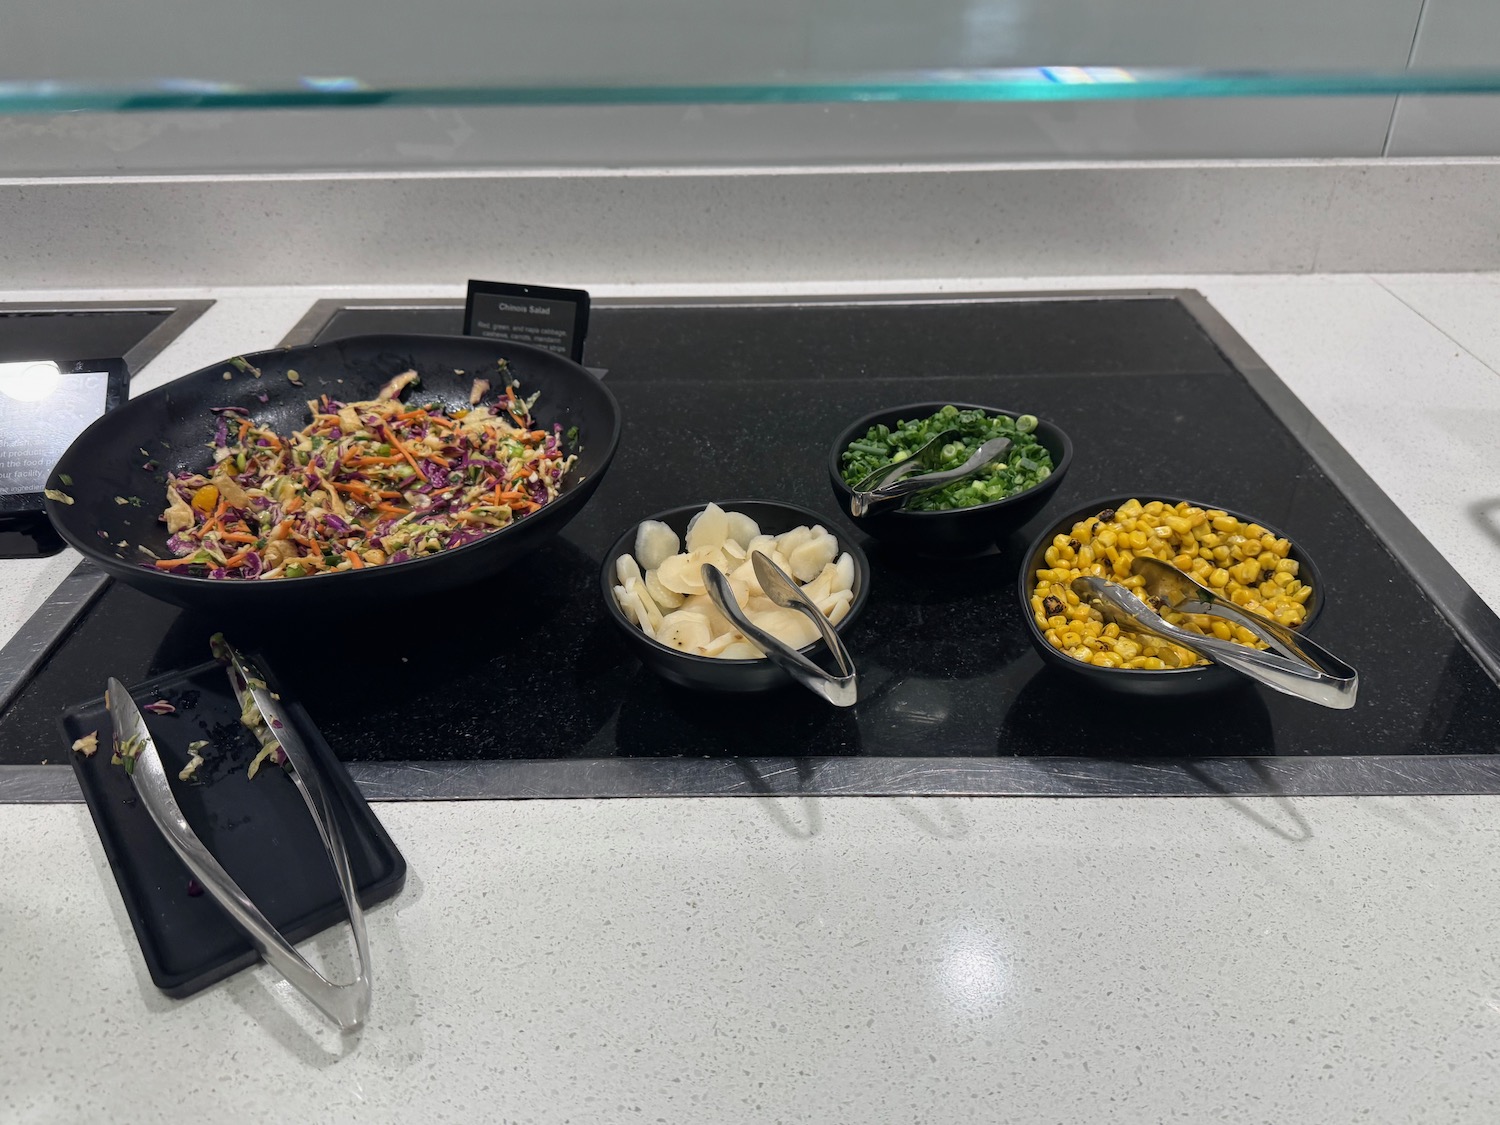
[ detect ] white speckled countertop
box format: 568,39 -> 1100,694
5,274 -> 1500,1124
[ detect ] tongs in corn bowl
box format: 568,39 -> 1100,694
107,643 -> 373,1030
702,551 -> 858,707
1071,576 -> 1358,709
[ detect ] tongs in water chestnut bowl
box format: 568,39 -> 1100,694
702,551 -> 858,706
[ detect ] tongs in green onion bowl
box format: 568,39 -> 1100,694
847,430 -> 1013,517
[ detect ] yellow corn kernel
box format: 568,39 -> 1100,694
1233,560 -> 1259,585
1211,514 -> 1238,533
1293,585 -> 1313,603
1245,523 -> 1266,539
1208,567 -> 1230,588
1273,570 -> 1294,587
1233,625 -> 1259,645
1115,638 -> 1142,660
1076,545 -> 1095,567
1082,620 -> 1103,638
1210,620 -> 1233,641
1143,657 -> 1166,670
1052,533 -> 1072,550
1128,529 -> 1149,550
1103,623 -> 1120,639
1211,545 -> 1231,563
1046,614 -> 1067,631
1118,499 -> 1142,518
1091,651 -> 1123,668
1105,546 -> 1121,565
1061,631 -> 1081,647
1276,558 -> 1299,576
1171,553 -> 1194,571
1257,551 -> 1277,570
1259,580 -> 1280,599
1043,628 -> 1060,647
1096,529 -> 1117,549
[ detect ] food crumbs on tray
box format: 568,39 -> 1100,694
58,473 -> 73,486
114,496 -> 129,505
142,700 -> 176,715
43,489 -> 74,505
71,731 -> 99,757
178,740 -> 209,781
186,879 -> 204,897
286,369 -> 303,387
229,356 -> 262,378
222,371 -> 233,381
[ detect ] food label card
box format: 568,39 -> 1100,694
464,280 -> 590,364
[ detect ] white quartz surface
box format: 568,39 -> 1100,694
10,796 -> 1500,1124
4,275 -> 1500,1123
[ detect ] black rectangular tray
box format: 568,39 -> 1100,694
61,658 -> 406,998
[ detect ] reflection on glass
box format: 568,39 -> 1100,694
0,363 -> 109,494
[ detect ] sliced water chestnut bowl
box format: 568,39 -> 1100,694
600,500 -> 871,694
1018,494 -> 1328,698
827,402 -> 1074,555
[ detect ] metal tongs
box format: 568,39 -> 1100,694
847,430 -> 1013,517
1071,574 -> 1358,709
701,551 -> 858,706
107,642 -> 372,1030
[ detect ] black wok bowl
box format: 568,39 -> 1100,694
601,500 -> 870,694
827,402 -> 1073,555
1018,494 -> 1327,697
43,334 -> 620,611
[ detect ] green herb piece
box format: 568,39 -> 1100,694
58,473 -> 72,486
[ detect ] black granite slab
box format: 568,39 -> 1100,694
4,297 -> 1497,767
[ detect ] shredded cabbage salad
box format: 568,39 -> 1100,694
156,367 -> 576,579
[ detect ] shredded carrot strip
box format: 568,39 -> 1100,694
381,424 -> 427,482
344,550 -> 364,569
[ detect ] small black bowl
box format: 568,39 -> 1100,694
1017,494 -> 1328,697
600,499 -> 870,694
827,402 -> 1074,555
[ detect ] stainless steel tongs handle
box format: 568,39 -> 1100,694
1071,579 -> 1359,709
110,662 -> 373,1030
702,552 -> 858,706
848,435 -> 1013,517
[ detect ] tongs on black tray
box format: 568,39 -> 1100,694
106,639 -> 372,1029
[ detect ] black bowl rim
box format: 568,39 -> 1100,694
1017,493 -> 1327,680
43,333 -> 622,589
600,498 -> 871,669
826,400 -> 1075,520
